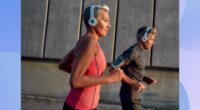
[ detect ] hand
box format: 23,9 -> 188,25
108,68 -> 124,83
132,81 -> 146,92
143,76 -> 157,85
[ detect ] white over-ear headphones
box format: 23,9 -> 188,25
88,5 -> 101,27
141,26 -> 152,42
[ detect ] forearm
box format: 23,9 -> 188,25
70,74 -> 112,88
122,73 -> 138,86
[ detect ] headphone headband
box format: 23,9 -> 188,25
141,26 -> 152,42
146,27 -> 151,33
88,5 -> 102,27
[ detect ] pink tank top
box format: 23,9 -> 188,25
65,36 -> 106,110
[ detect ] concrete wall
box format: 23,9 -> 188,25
22,61 -> 178,110
22,0 -> 179,68
22,0 -> 179,109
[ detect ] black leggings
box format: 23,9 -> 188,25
120,82 -> 142,110
63,102 -> 97,110
63,103 -> 75,110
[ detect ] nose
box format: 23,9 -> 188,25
152,41 -> 155,45
107,22 -> 111,29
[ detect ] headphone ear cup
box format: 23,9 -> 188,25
88,18 -> 97,26
141,32 -> 148,42
141,36 -> 147,42
88,5 -> 97,27
141,27 -> 152,42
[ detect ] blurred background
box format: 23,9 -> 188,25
21,0 -> 178,109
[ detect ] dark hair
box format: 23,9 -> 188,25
83,6 -> 91,28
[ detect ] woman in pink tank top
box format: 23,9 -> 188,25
58,5 -> 124,110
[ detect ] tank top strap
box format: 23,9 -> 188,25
96,42 -> 100,52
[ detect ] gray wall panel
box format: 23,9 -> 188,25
44,0 -> 82,59
115,0 -> 154,65
22,61 -> 178,108
81,0 -> 118,62
22,98 -> 63,110
153,0 -> 179,68
22,61 -> 70,97
22,0 -> 48,58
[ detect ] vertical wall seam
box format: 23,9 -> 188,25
150,0 -> 157,66
41,0 -> 50,58
112,0 -> 120,62
152,0 -> 156,27
77,0 -> 84,40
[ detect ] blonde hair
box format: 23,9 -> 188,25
94,5 -> 109,19
100,5 -> 109,12
150,27 -> 158,35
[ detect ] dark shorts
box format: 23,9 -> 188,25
63,102 -> 97,110
120,82 -> 142,110
63,102 -> 75,110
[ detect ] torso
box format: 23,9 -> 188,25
124,44 -> 145,81
66,36 -> 106,110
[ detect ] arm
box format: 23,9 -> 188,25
125,45 -> 145,81
122,73 -> 145,92
70,37 -> 123,88
134,56 -> 157,85
110,44 -> 145,91
108,65 -> 145,92
110,45 -> 139,69
58,48 -> 74,73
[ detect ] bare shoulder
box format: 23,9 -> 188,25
84,36 -> 97,44
77,36 -> 98,55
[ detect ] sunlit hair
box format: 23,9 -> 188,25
83,5 -> 110,28
150,27 -> 158,35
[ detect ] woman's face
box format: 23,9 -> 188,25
94,10 -> 111,37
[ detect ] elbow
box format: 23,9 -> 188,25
70,80 -> 76,88
138,67 -> 145,70
58,62 -> 63,70
58,62 -> 71,73
58,62 -> 66,71
70,78 -> 80,88
138,65 -> 145,70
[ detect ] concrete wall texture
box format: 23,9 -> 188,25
22,0 -> 179,110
